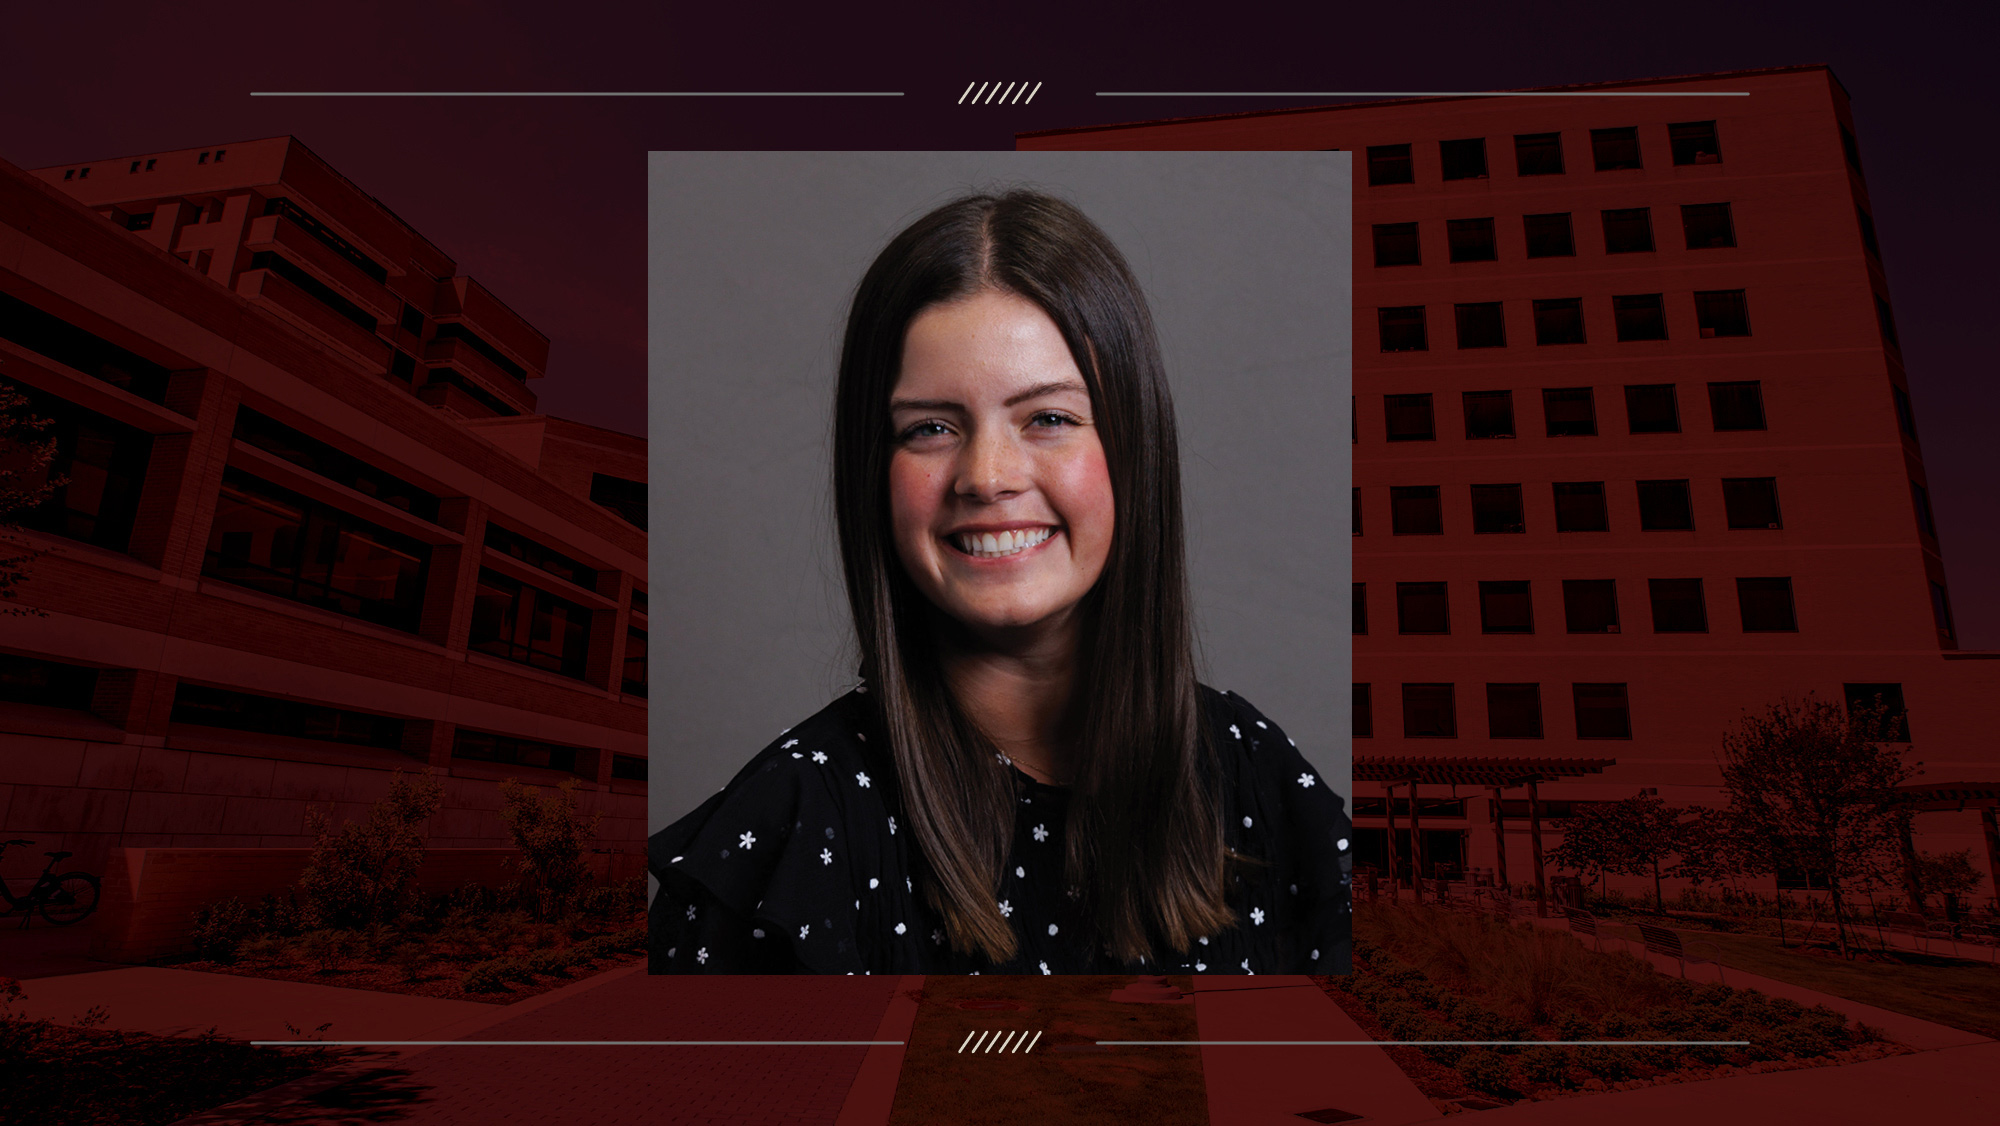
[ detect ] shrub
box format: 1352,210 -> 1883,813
1456,1048 -> 1518,1096
297,770 -> 444,929
189,898 -> 257,963
498,778 -> 601,920
462,958 -> 521,994
292,929 -> 357,974
390,943 -> 429,983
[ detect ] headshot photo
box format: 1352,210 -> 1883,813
647,152 -> 1351,975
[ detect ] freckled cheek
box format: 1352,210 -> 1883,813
887,456 -> 948,562
1046,445 -> 1115,560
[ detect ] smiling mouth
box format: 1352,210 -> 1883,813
949,527 -> 1056,559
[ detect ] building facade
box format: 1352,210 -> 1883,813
1023,66 -> 2000,903
0,137 -> 646,881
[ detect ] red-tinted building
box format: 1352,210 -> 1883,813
1024,66 -> 2000,902
0,138 -> 646,881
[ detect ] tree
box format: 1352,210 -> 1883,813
1911,849 -> 1985,912
1549,792 -> 1709,911
0,378 -> 62,617
1712,695 -> 1918,957
297,770 -> 445,928
498,778 -> 600,920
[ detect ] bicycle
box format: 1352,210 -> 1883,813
0,839 -> 101,926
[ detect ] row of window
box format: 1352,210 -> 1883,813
1378,289 -> 1752,352
1369,382 -> 1768,442
1373,204 -> 1736,266
1353,680 -> 1910,742
1356,478 -> 1784,536
1365,121 -> 1723,186
1355,577 -> 1800,635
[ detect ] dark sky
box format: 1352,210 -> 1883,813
5,1 -> 1994,645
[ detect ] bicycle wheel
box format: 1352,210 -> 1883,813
39,873 -> 100,925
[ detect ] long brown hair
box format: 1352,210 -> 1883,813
832,190 -> 1233,964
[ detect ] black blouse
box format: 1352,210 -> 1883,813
649,685 -> 1351,975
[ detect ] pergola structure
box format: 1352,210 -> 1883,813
1891,782 -> 2000,912
1354,755 -> 1616,916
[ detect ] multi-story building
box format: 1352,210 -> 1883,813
0,137 -> 647,883
1023,66 -> 2000,903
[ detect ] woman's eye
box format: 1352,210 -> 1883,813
899,420 -> 951,441
1030,411 -> 1076,429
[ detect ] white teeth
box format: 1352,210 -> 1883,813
955,527 -> 1052,558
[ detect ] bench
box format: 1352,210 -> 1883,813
1561,907 -> 1620,952
1634,922 -> 1726,983
1878,911 -> 1959,957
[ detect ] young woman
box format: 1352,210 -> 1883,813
650,190 -> 1350,974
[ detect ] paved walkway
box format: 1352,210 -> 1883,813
1192,977 -> 1435,1126
14,966 -> 493,1041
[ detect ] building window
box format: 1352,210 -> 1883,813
233,409 -> 442,522
1736,577 -> 1798,632
399,303 -> 426,336
1591,126 -> 1643,171
1552,481 -> 1608,532
1470,484 -> 1525,534
1532,298 -> 1586,345
1613,294 -> 1668,341
1353,583 -> 1367,635
1390,486 -> 1443,535
1440,137 -> 1488,180
1856,206 -> 1880,259
468,568 -> 594,679
1892,386 -> 1917,440
389,350 -> 416,384
623,627 -> 647,696
1563,579 -> 1620,633
1523,212 -> 1575,258
1573,683 -> 1632,739
1462,390 -> 1515,438
590,473 -> 647,530
1352,486 -> 1361,535
1681,203 -> 1736,249
1446,218 -> 1497,262
631,587 -> 648,614
1384,393 -> 1435,441
1911,481 -> 1938,539
7,387 -> 154,554
1931,581 -> 1956,640
170,682 -> 406,750
1487,683 -> 1543,738
1367,144 -> 1415,186
1839,123 -> 1862,171
1601,208 -> 1655,254
1636,479 -> 1694,531
433,322 -> 528,382
1402,683 -> 1457,738
0,654 -> 98,712
1514,132 -> 1564,176
1624,384 -> 1680,433
422,368 -> 520,418
452,728 -> 585,775
1841,683 -> 1910,741
1354,684 -> 1373,739
1694,289 -> 1752,338
204,469 -> 431,631
1454,302 -> 1506,349
246,251 -> 378,333
1722,477 -> 1782,529
1648,578 -> 1708,632
1478,580 -> 1534,634
1396,582 -> 1450,634
1542,387 -> 1596,436
1372,222 -> 1421,266
1378,306 -> 1428,352
612,754 -> 649,781
484,523 -> 597,590
1707,381 -> 1767,430
0,291 -> 172,403
1874,296 -> 1900,351
1669,120 -> 1722,165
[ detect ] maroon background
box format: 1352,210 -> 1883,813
5,0 -> 1990,640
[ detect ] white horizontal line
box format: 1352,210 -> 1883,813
1096,91 -> 1749,98
249,91 -> 905,98
1098,1040 -> 1753,1046
251,1040 -> 905,1046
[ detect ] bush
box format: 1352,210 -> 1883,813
498,778 -> 601,920
1456,1048 -> 1518,1096
189,898 -> 257,963
298,771 -> 444,929
292,929 -> 357,974
461,958 -> 522,994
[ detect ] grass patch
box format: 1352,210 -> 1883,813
1672,929 -> 2000,1040
889,975 -> 1204,1126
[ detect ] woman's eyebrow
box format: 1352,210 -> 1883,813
889,396 -> 963,413
1003,380 -> 1089,407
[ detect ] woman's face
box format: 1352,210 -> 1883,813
888,290 -> 1115,647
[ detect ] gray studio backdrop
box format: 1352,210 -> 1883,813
649,151 -> 1351,833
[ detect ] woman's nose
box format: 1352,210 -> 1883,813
955,428 -> 1029,503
